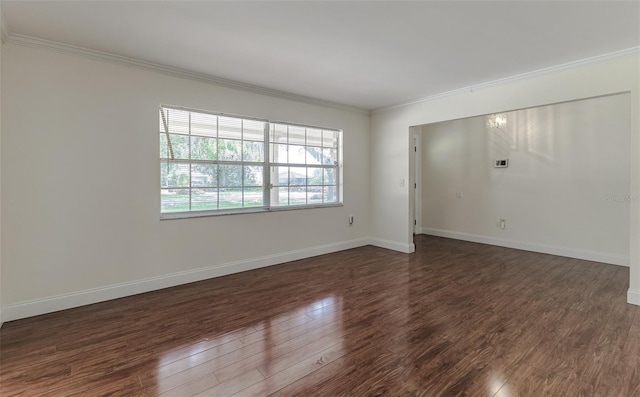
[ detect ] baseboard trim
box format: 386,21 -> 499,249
369,238 -> 415,254
1,238 -> 371,323
421,227 -> 629,267
628,289 -> 640,306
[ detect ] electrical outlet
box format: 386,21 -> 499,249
348,215 -> 354,225
500,219 -> 506,229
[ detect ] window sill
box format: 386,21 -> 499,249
160,203 -> 344,220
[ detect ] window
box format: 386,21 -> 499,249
269,123 -> 339,207
159,106 -> 341,217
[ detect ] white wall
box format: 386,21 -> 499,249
420,94 -> 630,265
370,53 -> 640,303
1,42 -> 371,320
3,39 -> 639,322
0,11 -> 4,327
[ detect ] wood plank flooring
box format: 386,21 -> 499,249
1,235 -> 639,396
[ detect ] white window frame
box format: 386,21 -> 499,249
160,105 -> 343,219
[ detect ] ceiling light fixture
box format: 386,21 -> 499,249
486,113 -> 507,129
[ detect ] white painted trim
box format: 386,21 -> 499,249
628,289 -> 640,306
1,238 -> 371,323
5,34 -> 638,115
369,238 -> 415,254
5,33 -> 368,115
422,227 -> 629,267
373,46 -> 640,114
8,231 -> 620,322
0,5 -> 5,329
0,6 -> 9,43
412,130 -> 422,234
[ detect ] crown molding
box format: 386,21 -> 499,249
6,33 -> 369,115
0,6 -> 10,43
6,31 -> 638,115
372,46 -> 640,114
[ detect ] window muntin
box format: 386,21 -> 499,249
160,106 -> 341,216
160,107 -> 267,214
269,123 -> 339,207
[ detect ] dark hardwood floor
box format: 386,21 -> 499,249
1,235 -> 639,396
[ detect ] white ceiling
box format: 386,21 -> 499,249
2,1 -> 639,110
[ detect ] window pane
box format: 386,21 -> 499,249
323,186 -> 338,203
288,126 -> 306,145
288,145 -> 306,164
308,186 -> 323,204
270,144 -> 288,163
322,147 -> 337,165
243,120 -> 265,141
324,168 -> 336,185
307,128 -> 322,147
191,164 -> 218,187
271,187 -> 289,206
244,166 -> 263,187
289,186 -> 307,205
322,130 -> 338,148
166,108 -> 190,134
191,188 -> 218,211
191,136 -> 217,160
307,167 -> 323,185
272,166 -> 289,186
218,139 -> 242,161
270,124 -> 288,144
289,167 -> 306,186
161,161 -> 190,188
160,134 -> 189,160
191,112 -> 217,137
161,189 -> 190,213
243,187 -> 263,207
219,165 -> 243,187
219,188 -> 243,209
218,116 -> 242,139
306,147 -> 323,165
243,141 -> 264,162
160,133 -> 168,159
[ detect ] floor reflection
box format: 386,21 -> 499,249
152,295 -> 344,396
2,237 -> 636,396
